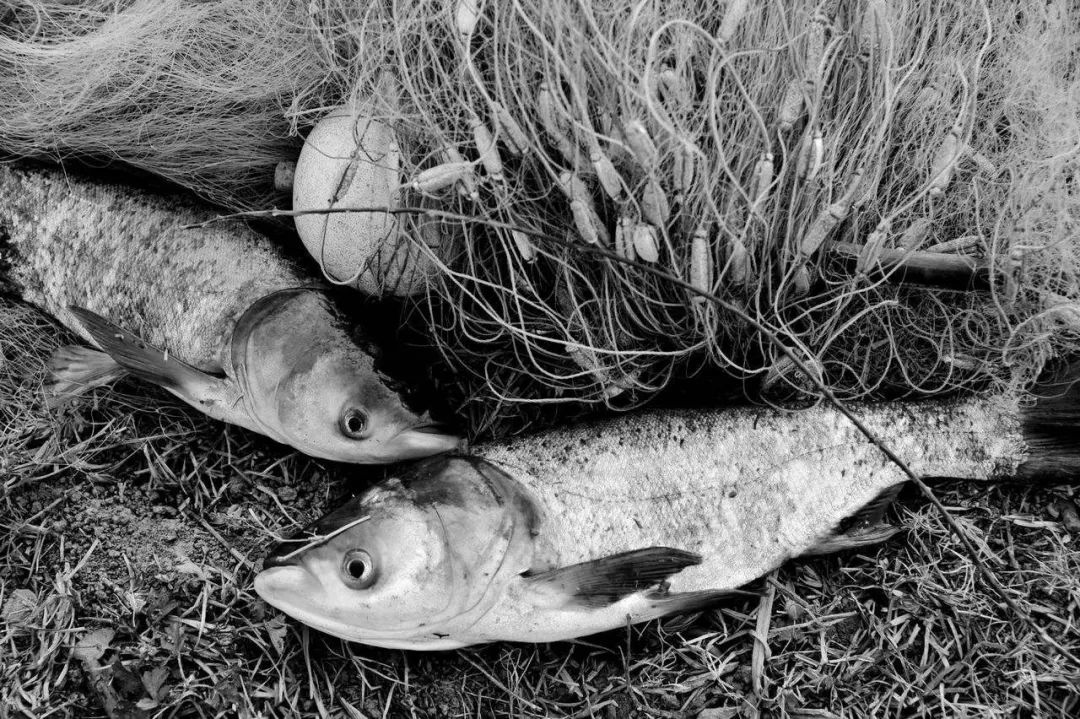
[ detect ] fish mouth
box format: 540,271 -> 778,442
410,421 -> 458,435
253,566 -> 330,629
253,566 -> 471,650
391,424 -> 462,458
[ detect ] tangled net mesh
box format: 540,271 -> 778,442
1,0 -> 1079,437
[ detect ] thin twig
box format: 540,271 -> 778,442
277,515 -> 372,561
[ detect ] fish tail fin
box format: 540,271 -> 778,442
1018,359 -> 1080,481
46,345 -> 125,406
804,483 -> 904,556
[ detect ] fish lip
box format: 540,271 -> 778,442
253,567 -> 471,650
410,421 -> 458,435
394,426 -> 463,456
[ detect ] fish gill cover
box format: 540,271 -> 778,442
1,0 -> 1079,439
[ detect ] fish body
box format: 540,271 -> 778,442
255,377 -> 1077,648
0,164 -> 299,368
0,163 -> 459,462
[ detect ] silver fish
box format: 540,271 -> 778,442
254,373 -> 1078,648
0,163 -> 460,462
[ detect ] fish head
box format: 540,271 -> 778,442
231,289 -> 461,462
254,455 -> 541,649
267,345 -> 461,462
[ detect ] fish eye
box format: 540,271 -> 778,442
339,408 -> 369,439
340,549 -> 377,589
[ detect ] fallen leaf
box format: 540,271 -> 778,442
1,588 -> 38,627
209,673 -> 243,711
1051,498 -> 1080,533
266,615 -> 288,654
73,628 -> 115,664
143,589 -> 179,624
141,665 -> 169,700
174,558 -> 209,580
110,658 -> 144,700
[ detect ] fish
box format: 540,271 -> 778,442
254,366 -> 1080,648
0,162 -> 460,462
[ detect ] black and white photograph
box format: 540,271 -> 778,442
1,1 -> 1078,716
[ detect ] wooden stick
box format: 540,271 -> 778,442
826,240 -> 991,291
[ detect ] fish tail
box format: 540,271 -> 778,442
46,345 -> 125,406
1017,359 -> 1080,481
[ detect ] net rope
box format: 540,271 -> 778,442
1,0 -> 1078,437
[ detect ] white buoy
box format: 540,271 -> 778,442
292,96 -> 440,296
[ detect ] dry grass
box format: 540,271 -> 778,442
2,295 -> 1079,719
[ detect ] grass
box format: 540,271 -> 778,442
2,294 -> 1079,719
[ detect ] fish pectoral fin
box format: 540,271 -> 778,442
643,588 -> 730,616
522,547 -> 703,609
803,523 -> 902,556
804,482 -> 905,556
67,306 -> 243,417
46,345 -> 125,406
848,482 -> 905,527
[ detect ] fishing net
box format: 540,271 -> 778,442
2,0 -> 1079,438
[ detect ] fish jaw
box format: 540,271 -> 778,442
249,417 -> 462,464
253,563 -> 680,648
253,566 -> 373,645
253,418 -> 462,464
253,565 -> 476,650
381,424 -> 463,460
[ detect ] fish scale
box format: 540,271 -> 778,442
479,395 -> 1025,592
0,163 -> 305,372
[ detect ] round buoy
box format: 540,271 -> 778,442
292,107 -> 440,296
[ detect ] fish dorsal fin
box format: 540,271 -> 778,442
523,547 -> 702,608
68,306 -> 249,425
804,483 -> 904,556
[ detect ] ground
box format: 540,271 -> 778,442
2,296 -> 1079,719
